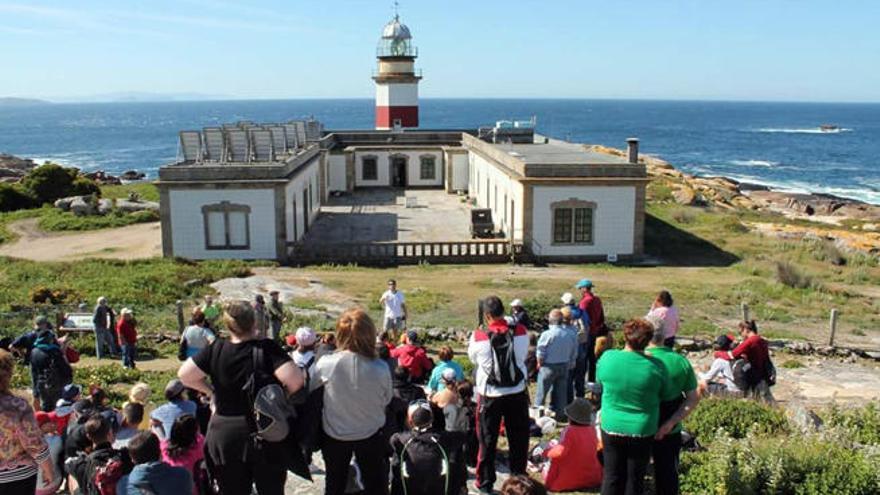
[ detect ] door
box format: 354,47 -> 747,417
302,189 -> 309,233
391,156 -> 407,187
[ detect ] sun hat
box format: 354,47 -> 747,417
440,367 -> 458,384
564,397 -> 595,425
164,379 -> 186,400
575,279 -> 593,289
561,292 -> 575,305
61,384 -> 82,401
295,327 -> 317,347
510,299 -> 524,308
129,382 -> 151,403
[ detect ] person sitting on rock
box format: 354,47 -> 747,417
390,331 -> 433,383
699,334 -> 741,396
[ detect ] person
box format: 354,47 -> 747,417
34,411 -> 63,495
390,330 -> 434,383
66,414 -> 133,495
30,328 -> 74,412
646,291 -> 680,347
116,308 -> 138,369
266,290 -> 285,341
715,320 -> 773,402
114,402 -> 145,450
509,299 -> 534,330
576,279 -> 605,383
119,431 -> 192,495
534,309 -> 578,420
200,295 -> 221,330
379,279 -> 408,340
500,475 -> 548,495
562,296 -> 589,403
390,401 -> 459,495
0,349 -> 54,495
254,294 -> 271,339
290,326 -> 318,370
315,332 -> 337,361
93,297 -> 118,359
647,326 -> 700,495
596,319 -> 667,495
541,398 -> 603,492
311,308 -> 392,495
124,383 -> 154,431
426,346 -> 463,395
178,300 -> 304,495
387,366 -> 428,434
181,309 -> 216,359
699,335 -> 741,396
149,379 -> 197,440
160,414 -> 204,495
468,296 -> 530,494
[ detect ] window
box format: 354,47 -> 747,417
362,156 -> 378,180
551,199 -> 595,245
202,201 -> 251,250
419,155 -> 436,180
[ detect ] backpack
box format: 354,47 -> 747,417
93,457 -> 126,495
37,348 -> 72,397
731,359 -> 751,391
396,431 -> 450,495
485,324 -> 524,388
242,345 -> 293,444
765,357 -> 777,387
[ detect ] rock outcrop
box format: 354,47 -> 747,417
0,154 -> 36,181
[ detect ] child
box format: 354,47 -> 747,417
390,401 -> 456,495
116,308 -> 138,369
114,402 -> 145,449
387,366 -> 427,434
291,326 -> 317,370
124,382 -> 154,430
541,398 -> 602,492
160,414 -> 204,495
34,412 -> 63,495
426,346 -> 464,395
65,415 -> 133,495
699,334 -> 741,396
119,431 -> 192,495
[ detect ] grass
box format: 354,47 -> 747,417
100,182 -> 160,202
37,207 -> 158,231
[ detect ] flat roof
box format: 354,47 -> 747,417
500,141 -> 630,166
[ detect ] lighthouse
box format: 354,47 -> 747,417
373,13 -> 421,130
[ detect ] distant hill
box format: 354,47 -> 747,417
0,97 -> 51,107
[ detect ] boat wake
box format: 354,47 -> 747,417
730,159 -> 779,168
753,127 -> 853,134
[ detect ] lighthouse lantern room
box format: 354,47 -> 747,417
374,12 -> 421,130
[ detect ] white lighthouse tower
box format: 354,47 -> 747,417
373,11 -> 421,130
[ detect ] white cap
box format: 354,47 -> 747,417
561,292 -> 575,304
120,307 -> 133,316
295,327 -> 317,347
510,299 -> 524,308
535,416 -> 557,435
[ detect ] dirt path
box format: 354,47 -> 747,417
0,218 -> 161,261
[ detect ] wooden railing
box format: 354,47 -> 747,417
288,240 -> 527,266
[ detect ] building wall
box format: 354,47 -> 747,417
168,188 -> 276,260
467,152 -> 524,240
375,83 -> 418,107
451,153 -> 468,191
285,161 -> 322,243
353,150 -> 444,187
327,153 -> 347,193
531,185 -> 636,257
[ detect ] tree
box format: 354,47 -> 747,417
20,162 -> 99,205
0,183 -> 35,211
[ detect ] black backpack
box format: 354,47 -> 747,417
485,324 -> 524,388
394,431 -> 450,495
37,348 -> 72,397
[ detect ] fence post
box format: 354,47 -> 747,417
176,300 -> 185,335
740,302 -> 750,322
828,309 -> 839,347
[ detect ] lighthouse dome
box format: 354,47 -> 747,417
382,15 -> 411,40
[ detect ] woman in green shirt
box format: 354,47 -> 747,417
597,319 -> 668,495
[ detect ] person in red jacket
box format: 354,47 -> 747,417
576,279 -> 605,384
714,320 -> 773,402
390,330 -> 433,383
116,308 -> 138,369
542,398 -> 603,492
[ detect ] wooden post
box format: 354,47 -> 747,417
741,302 -> 750,322
176,300 -> 185,335
828,309 -> 839,346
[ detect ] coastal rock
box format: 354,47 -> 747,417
121,170 -> 146,181
84,170 -> 123,186
788,404 -> 823,433
97,198 -> 113,215
69,196 -> 96,216
116,199 -> 159,213
54,197 -> 75,211
0,154 -> 36,171
672,186 -> 697,206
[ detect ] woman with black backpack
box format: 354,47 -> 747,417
177,300 -> 304,495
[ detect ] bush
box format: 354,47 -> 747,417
20,162 -> 99,205
453,356 -> 474,378
775,260 -> 816,289
684,397 -> 788,444
0,183 -> 35,212
823,401 -> 880,445
721,216 -> 749,233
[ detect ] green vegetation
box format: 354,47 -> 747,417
37,207 -> 159,231
684,397 -> 789,443
101,182 -> 160,202
824,401 -> 880,445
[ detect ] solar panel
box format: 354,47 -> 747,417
237,121 -> 257,130
304,120 -> 323,141
222,123 -> 238,130
226,130 -> 250,162
268,126 -> 287,154
291,121 -> 307,148
179,131 -> 202,163
250,129 -> 274,162
203,128 -> 224,161
283,124 -> 299,150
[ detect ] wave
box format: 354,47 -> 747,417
752,127 -> 853,134
730,159 -> 779,167
719,173 -> 880,205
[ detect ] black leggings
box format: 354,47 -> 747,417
322,430 -> 389,495
652,432 -> 683,495
204,414 -> 287,495
601,431 -> 653,495
1,475 -> 37,495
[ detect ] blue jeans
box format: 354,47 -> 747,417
121,344 -> 136,368
535,363 -> 570,415
95,328 -> 116,359
569,344 -> 588,403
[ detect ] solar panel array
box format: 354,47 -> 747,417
176,120 -> 315,164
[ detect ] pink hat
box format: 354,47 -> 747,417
295,327 -> 317,347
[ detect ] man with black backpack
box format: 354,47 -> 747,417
467,296 -> 530,494
29,328 -> 74,412
66,414 -> 133,495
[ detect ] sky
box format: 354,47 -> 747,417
1,0 -> 879,102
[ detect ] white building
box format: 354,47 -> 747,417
156,15 -> 647,264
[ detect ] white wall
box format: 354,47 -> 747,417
531,185 -> 636,257
467,151 -> 524,240
451,153 -> 468,191
354,150 -> 443,187
327,153 -> 347,193
169,189 -> 276,260
375,83 -> 418,107
285,159 -> 322,243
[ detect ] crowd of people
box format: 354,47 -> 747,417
0,278 -> 777,495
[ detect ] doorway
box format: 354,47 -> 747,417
391,156 -> 407,187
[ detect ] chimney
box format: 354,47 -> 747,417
626,137 -> 639,164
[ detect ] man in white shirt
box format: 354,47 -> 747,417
379,279 -> 407,340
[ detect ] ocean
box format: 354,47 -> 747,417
1,99 -> 878,204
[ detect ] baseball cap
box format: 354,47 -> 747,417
120,307 -> 134,316
440,367 -> 458,384
55,399 -> 74,417
61,384 -> 82,402
164,379 -> 185,400
575,279 -> 593,289
560,292 -> 575,304
510,299 -> 524,308
295,327 -> 317,347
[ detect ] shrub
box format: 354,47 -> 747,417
19,163 -> 100,206
684,397 -> 788,444
823,401 -> 880,445
0,183 -> 35,212
721,216 -> 749,233
453,356 -> 474,378
775,260 -> 815,289
29,286 -> 77,305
